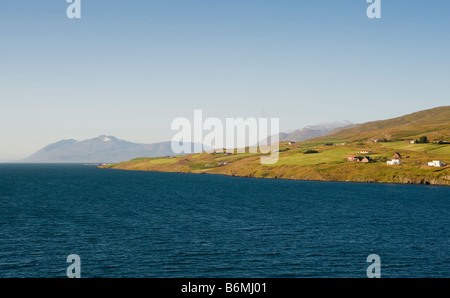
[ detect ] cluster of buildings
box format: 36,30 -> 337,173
205,161 -> 230,168
347,149 -> 376,163
386,153 -> 446,167
347,156 -> 372,163
347,151 -> 446,167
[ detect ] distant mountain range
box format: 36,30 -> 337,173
264,121 -> 352,144
280,121 -> 353,142
20,135 -> 193,163
18,106 -> 450,163
20,121 -> 354,163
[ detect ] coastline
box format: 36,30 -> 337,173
99,164 -> 450,187
99,135 -> 450,187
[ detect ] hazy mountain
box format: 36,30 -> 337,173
264,121 -> 352,144
20,135 -> 196,163
281,121 -> 353,141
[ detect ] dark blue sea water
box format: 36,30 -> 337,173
0,164 -> 448,278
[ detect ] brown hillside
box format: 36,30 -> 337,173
321,106 -> 450,142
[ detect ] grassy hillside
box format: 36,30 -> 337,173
102,107 -> 450,186
322,106 -> 450,142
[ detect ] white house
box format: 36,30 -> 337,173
387,159 -> 402,165
428,161 -> 444,167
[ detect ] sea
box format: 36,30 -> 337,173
0,164 -> 448,278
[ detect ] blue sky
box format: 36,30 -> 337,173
1,0 -> 449,161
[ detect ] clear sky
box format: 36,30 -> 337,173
1,0 -> 449,161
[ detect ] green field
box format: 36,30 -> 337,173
274,148 -> 352,166
127,157 -> 178,165
378,141 -> 450,154
430,146 -> 450,155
